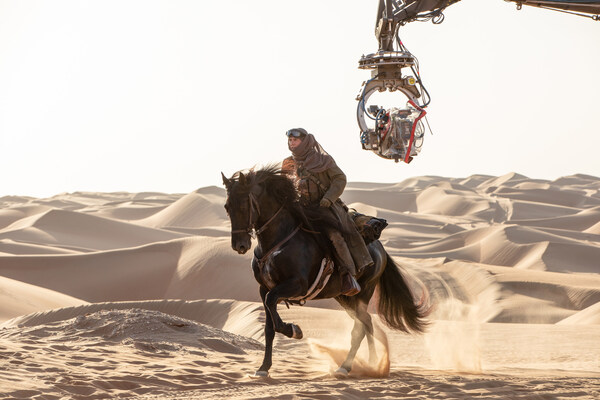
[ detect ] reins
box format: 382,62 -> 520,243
230,192 -> 302,268
256,225 -> 301,268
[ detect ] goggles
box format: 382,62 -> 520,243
286,129 -> 304,138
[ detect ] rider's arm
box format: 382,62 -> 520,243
281,156 -> 296,177
322,164 -> 347,203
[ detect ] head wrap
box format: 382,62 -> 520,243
289,133 -> 335,173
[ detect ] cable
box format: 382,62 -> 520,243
359,75 -> 380,121
397,7 -> 448,25
394,29 -> 431,108
424,114 -> 435,136
411,65 -> 431,108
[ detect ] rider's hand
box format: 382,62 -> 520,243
319,198 -> 332,208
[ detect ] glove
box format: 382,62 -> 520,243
319,198 -> 332,208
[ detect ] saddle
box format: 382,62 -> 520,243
284,258 -> 335,307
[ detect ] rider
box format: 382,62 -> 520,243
283,128 -> 374,296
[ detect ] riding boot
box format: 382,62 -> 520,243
327,230 -> 361,296
328,202 -> 374,277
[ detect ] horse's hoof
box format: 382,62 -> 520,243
333,367 -> 349,379
291,324 -> 303,339
249,370 -> 269,379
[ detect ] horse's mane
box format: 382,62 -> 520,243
228,164 -> 297,209
229,164 -> 345,242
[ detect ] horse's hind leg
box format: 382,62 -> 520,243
354,294 -> 379,365
361,306 -> 378,365
337,315 -> 365,376
335,297 -> 374,376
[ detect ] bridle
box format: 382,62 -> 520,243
231,192 -> 284,238
229,188 -> 302,269
230,191 -> 301,269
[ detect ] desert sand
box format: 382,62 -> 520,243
0,172 -> 599,399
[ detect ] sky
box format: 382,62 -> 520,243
1,0 -> 599,197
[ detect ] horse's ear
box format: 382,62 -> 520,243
239,172 -> 247,185
221,172 -> 231,188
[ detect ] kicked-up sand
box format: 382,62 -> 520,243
0,172 -> 599,399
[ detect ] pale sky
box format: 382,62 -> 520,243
1,0 -> 599,198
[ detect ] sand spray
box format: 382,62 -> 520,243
307,300 -> 391,378
419,262 -> 502,372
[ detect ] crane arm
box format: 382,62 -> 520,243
505,0 -> 600,20
374,0 -> 462,51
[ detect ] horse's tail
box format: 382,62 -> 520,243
377,252 -> 429,333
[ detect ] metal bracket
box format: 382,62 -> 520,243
356,50 -> 422,134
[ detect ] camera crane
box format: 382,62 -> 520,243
357,0 -> 599,163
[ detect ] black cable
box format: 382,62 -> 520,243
398,7 -> 448,24
411,65 -> 431,108
394,30 -> 431,108
359,75 -> 380,121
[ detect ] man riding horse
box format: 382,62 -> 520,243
223,158 -> 427,377
282,127 -> 374,296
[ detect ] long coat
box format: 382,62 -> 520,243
282,157 -> 373,270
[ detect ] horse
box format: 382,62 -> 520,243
221,165 -> 428,378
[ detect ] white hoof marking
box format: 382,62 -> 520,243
249,370 -> 269,379
333,367 -> 349,379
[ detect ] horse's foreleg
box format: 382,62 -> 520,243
256,286 -> 274,376
264,280 -> 303,339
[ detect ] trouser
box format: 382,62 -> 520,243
327,202 -> 374,275
344,220 -> 374,272
326,229 -> 357,276
326,228 -> 374,277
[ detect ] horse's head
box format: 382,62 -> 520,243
222,166 -> 299,255
222,170 -> 261,254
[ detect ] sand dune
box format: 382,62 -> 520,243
0,172 -> 598,399
0,238 -> 82,255
138,188 -> 227,229
0,307 -> 263,399
0,237 -> 255,303
0,275 -> 86,321
558,301 -> 600,325
1,299 -> 265,339
0,208 -> 186,252
0,205 -> 52,230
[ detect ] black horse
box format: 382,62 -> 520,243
222,165 -> 428,377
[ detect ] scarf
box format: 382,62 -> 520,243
289,133 -> 335,173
